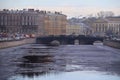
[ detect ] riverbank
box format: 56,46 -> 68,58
0,38 -> 36,49
103,40 -> 120,49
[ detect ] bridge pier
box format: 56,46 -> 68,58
50,40 -> 60,46
74,39 -> 79,45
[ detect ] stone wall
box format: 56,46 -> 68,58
0,38 -> 36,49
103,40 -> 120,49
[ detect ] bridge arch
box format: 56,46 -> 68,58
93,41 -> 103,45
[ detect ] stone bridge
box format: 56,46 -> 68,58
36,35 -> 103,45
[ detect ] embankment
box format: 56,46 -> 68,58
0,38 -> 36,49
103,40 -> 120,49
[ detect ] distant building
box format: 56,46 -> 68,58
66,22 -> 88,36
92,18 -> 108,36
92,17 -> 120,37
66,17 -> 92,36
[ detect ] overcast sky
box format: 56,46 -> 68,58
0,0 -> 120,17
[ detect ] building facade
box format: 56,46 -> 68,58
66,23 -> 88,36
0,9 -> 67,37
92,19 -> 108,36
92,17 -> 120,37
43,12 -> 67,36
0,9 -> 38,35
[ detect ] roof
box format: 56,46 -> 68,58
106,17 -> 120,22
94,18 -> 108,23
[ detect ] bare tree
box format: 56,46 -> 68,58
97,11 -> 114,18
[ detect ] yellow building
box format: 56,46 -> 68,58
66,23 -> 87,36
36,11 -> 67,36
44,12 -> 67,36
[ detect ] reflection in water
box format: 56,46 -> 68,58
9,71 -> 120,80
0,44 -> 120,80
12,45 -> 66,79
18,72 -> 46,78
22,55 -> 54,63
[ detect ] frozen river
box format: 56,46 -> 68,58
0,44 -> 120,80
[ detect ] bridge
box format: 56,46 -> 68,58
36,35 -> 103,45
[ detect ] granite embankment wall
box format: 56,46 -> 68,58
0,38 -> 36,49
103,40 -> 120,49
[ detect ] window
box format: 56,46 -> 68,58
102,24 -> 104,27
